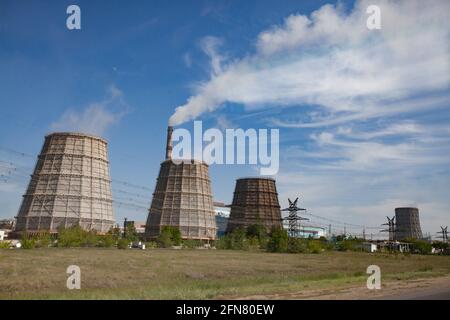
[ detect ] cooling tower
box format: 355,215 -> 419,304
144,127 -> 217,241
226,177 -> 282,233
395,207 -> 423,240
15,132 -> 115,234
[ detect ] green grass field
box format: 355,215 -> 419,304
0,248 -> 449,299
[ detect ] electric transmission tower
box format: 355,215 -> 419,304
281,197 -> 308,238
437,226 -> 448,242
381,216 -> 396,241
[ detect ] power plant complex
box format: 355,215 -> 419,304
15,132 -> 115,234
9,128 -> 433,245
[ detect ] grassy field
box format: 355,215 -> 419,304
0,248 -> 449,299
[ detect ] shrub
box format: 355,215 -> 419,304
157,226 -> 182,248
145,241 -> 158,249
58,225 -> 101,247
117,238 -> 129,249
214,236 -> 230,250
225,228 -> 248,250
337,239 -> 363,252
157,231 -> 173,248
0,241 -> 11,249
307,240 -> 324,254
82,230 -> 98,247
97,234 -> 115,248
58,226 -> 83,247
267,227 -> 288,253
406,238 -> 432,255
21,233 -> 36,249
287,238 -> 308,253
36,232 -> 52,248
183,239 -> 200,249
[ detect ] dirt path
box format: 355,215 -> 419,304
229,276 -> 450,300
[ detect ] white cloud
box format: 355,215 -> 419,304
165,0 -> 450,235
169,0 -> 450,126
50,85 -> 129,137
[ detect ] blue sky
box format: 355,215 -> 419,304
0,0 -> 449,238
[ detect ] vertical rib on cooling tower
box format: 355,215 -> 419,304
15,132 -> 115,234
226,177 -> 282,233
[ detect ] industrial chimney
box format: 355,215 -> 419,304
165,126 -> 173,160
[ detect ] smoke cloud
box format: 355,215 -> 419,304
169,0 -> 450,126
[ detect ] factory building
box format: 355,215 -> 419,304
226,177 -> 282,233
145,127 -> 217,241
15,132 -> 115,234
214,202 -> 230,237
281,220 -> 327,239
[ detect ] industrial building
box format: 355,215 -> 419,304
145,127 -> 217,241
14,132 -> 115,234
214,202 -> 230,237
281,221 -> 327,239
395,207 -> 423,240
226,177 -> 282,233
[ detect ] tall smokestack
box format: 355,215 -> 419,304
166,126 -> 174,160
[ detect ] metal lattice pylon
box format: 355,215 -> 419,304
381,216 -> 396,241
437,226 -> 448,242
281,197 -> 308,238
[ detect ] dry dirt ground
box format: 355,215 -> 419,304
230,276 -> 450,300
0,248 -> 449,299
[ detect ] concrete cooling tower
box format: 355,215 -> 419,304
226,177 -> 282,233
395,207 -> 423,240
15,132 -> 115,234
145,127 -> 217,241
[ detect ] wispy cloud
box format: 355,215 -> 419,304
169,0 -> 449,126
168,0 -> 450,234
50,85 -> 129,136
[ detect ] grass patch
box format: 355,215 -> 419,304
0,248 -> 449,299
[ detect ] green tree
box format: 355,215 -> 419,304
229,228 -> 247,250
267,227 -> 288,253
58,225 -> 86,247
124,223 -> 139,242
157,226 -> 182,248
406,238 -> 432,255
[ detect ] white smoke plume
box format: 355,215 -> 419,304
168,0 -> 450,126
